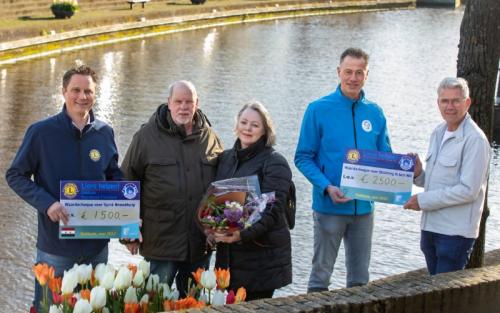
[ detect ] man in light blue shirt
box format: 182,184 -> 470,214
404,77 -> 491,275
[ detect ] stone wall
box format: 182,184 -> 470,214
197,249 -> 500,312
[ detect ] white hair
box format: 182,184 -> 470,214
438,77 -> 470,99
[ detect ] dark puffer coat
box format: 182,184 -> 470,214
215,138 -> 292,292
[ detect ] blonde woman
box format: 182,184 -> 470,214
214,101 -> 293,301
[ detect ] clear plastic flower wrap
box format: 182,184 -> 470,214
197,175 -> 275,235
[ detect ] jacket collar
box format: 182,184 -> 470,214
153,103 -> 211,138
59,104 -> 100,135
233,136 -> 267,161
436,113 -> 471,144
333,84 -> 366,107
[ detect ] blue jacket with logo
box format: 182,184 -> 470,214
5,106 -> 122,257
294,85 -> 392,215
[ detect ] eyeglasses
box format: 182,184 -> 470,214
438,98 -> 466,106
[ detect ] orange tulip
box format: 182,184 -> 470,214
90,269 -> 96,287
33,263 -> 54,286
48,277 -> 62,294
175,296 -> 205,310
191,268 -> 204,287
124,303 -> 140,313
141,301 -> 148,313
235,287 -> 246,303
163,300 -> 175,311
215,268 -> 230,290
79,288 -> 91,301
127,264 -> 138,278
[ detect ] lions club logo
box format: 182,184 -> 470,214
122,183 -> 139,200
346,149 -> 360,163
63,183 -> 78,199
399,156 -> 414,171
361,120 -> 372,132
89,149 -> 101,162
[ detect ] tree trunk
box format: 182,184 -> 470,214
456,0 -> 500,268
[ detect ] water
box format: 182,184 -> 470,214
1,7 -> 499,311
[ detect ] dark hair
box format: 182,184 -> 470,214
62,65 -> 98,89
340,47 -> 369,64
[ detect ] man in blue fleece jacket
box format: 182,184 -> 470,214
295,48 -> 391,291
5,65 -> 122,309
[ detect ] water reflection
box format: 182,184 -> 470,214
1,7 -> 499,312
203,29 -> 218,59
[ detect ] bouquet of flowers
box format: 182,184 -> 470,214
32,262 -> 246,313
197,175 -> 274,235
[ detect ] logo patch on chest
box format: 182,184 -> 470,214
89,149 -> 101,162
361,120 -> 372,132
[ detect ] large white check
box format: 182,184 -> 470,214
59,181 -> 140,239
340,149 -> 415,205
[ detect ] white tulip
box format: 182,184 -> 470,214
200,270 -> 216,290
212,290 -> 226,306
90,286 -> 107,309
101,271 -> 115,290
113,266 -> 132,291
161,283 -> 173,299
138,260 -> 150,278
132,270 -> 144,287
49,305 -> 62,313
146,274 -> 159,292
171,289 -> 179,301
140,294 -> 149,305
105,264 -> 115,275
198,289 -> 208,303
124,286 -> 138,304
76,264 -> 93,285
61,270 -> 78,295
102,308 -> 110,313
94,263 -> 107,282
73,299 -> 92,313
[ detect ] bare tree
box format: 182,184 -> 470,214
456,0 -> 500,268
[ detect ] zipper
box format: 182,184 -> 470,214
351,101 -> 358,215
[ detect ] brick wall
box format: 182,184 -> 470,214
199,249 -> 500,312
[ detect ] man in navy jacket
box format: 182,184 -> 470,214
295,48 -> 391,291
5,65 -> 122,309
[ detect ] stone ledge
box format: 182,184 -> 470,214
196,249 -> 500,312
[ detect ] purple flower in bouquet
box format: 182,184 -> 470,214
223,201 -> 243,223
214,215 -> 224,224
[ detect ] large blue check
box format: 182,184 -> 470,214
59,181 -> 140,239
339,149 -> 415,205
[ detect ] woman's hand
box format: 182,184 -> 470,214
214,230 -> 241,243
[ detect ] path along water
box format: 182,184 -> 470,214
0,7 -> 499,311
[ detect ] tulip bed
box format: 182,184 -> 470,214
32,262 -> 246,313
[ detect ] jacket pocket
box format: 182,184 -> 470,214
435,155 -> 459,185
437,156 -> 457,167
144,157 -> 182,203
